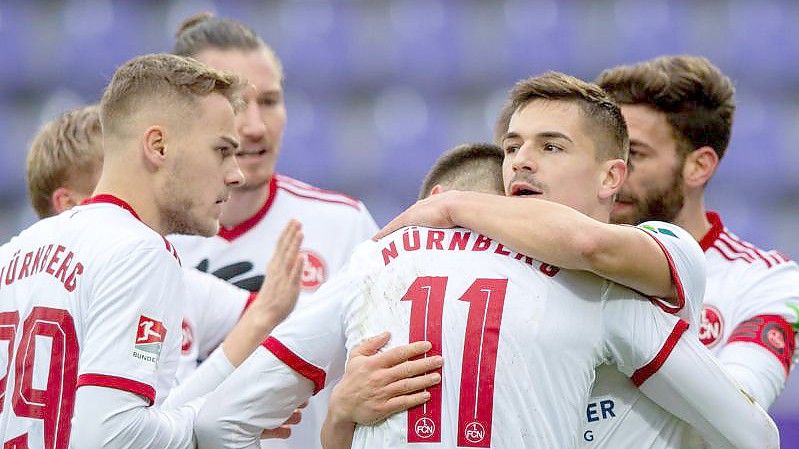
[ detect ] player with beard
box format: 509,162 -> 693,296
375,56 -> 798,448
166,14 -> 380,449
192,73 -> 777,449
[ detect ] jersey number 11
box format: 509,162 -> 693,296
402,276 -> 508,448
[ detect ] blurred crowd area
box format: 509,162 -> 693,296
1,0 -> 798,440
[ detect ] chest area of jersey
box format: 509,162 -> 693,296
179,231 -> 342,293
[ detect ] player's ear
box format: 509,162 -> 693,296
51,187 -> 80,215
430,185 -> 446,196
142,126 -> 167,168
598,159 -> 627,200
682,146 -> 718,188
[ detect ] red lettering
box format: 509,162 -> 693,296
472,234 -> 491,252
540,263 -> 560,277
46,246 -> 66,275
54,252 -> 74,284
494,244 -> 511,256
426,231 -> 445,250
64,263 -> 83,293
403,229 -> 421,251
38,245 -> 54,273
382,242 -> 399,266
16,252 -> 33,281
31,246 -> 45,273
448,231 -> 471,251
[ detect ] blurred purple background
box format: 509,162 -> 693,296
0,0 -> 797,444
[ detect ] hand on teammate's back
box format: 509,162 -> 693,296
328,332 -> 443,425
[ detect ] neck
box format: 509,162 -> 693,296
220,177 -> 273,229
92,169 -> 167,235
671,190 -> 711,243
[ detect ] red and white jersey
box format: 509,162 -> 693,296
581,221 -> 706,449
169,173 -> 378,449
697,211 -> 799,406
0,195 -> 185,448
264,227 -> 689,449
175,267 -> 252,382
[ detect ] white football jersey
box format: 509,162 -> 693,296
0,195 -> 184,448
581,222 -> 706,449
176,267 -> 251,382
169,174 -> 378,449
265,227 -> 690,449
698,212 -> 799,405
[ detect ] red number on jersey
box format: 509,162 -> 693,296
403,277 -> 508,447
1,307 -> 79,449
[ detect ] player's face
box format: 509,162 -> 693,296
501,100 -> 611,216
611,104 -> 685,225
195,48 -> 286,191
162,94 -> 244,236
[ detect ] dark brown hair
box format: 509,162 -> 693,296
419,143 -> 504,199
596,55 -> 735,159
497,71 -> 629,160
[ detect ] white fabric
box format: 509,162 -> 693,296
170,174 -> 378,449
582,221 -> 707,449
196,227 -> 693,449
0,201 -> 187,448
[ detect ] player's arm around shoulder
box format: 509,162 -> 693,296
376,191 -> 696,305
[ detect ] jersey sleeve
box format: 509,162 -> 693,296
181,266 -> 250,360
601,282 -> 688,384
715,260 -> 799,406
264,266 -> 362,393
76,243 -> 184,406
634,221 -> 707,323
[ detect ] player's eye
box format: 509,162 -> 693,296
503,144 -> 519,155
543,143 -> 562,153
257,95 -> 281,107
217,147 -> 233,158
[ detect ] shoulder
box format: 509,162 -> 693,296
707,226 -> 793,274
275,174 -> 366,213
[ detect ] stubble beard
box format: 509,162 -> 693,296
617,165 -> 685,225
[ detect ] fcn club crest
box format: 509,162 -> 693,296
300,250 -> 326,291
699,305 -> 724,347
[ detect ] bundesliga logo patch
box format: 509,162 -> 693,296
132,315 -> 166,365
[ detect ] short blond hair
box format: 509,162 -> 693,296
496,71 -> 629,161
100,53 -> 244,137
26,105 -> 103,218
419,143 -> 504,200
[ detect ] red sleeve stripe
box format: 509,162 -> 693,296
77,373 -> 156,406
727,314 -> 796,375
631,319 -> 689,387
634,227 -> 686,314
263,336 -> 326,394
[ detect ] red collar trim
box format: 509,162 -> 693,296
81,194 -> 142,222
699,211 -> 724,252
218,176 -> 279,242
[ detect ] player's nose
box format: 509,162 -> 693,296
511,145 -> 537,173
238,100 -> 267,141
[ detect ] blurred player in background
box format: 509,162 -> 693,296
167,13 -> 380,449
193,73 -> 777,449
590,54 -> 799,447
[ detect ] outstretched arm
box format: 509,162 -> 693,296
638,332 -> 779,449
377,191 -> 677,301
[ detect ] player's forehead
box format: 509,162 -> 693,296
196,48 -> 281,97
505,100 -> 586,143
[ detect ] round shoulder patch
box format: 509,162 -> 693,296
699,305 -> 724,347
300,249 -> 327,291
